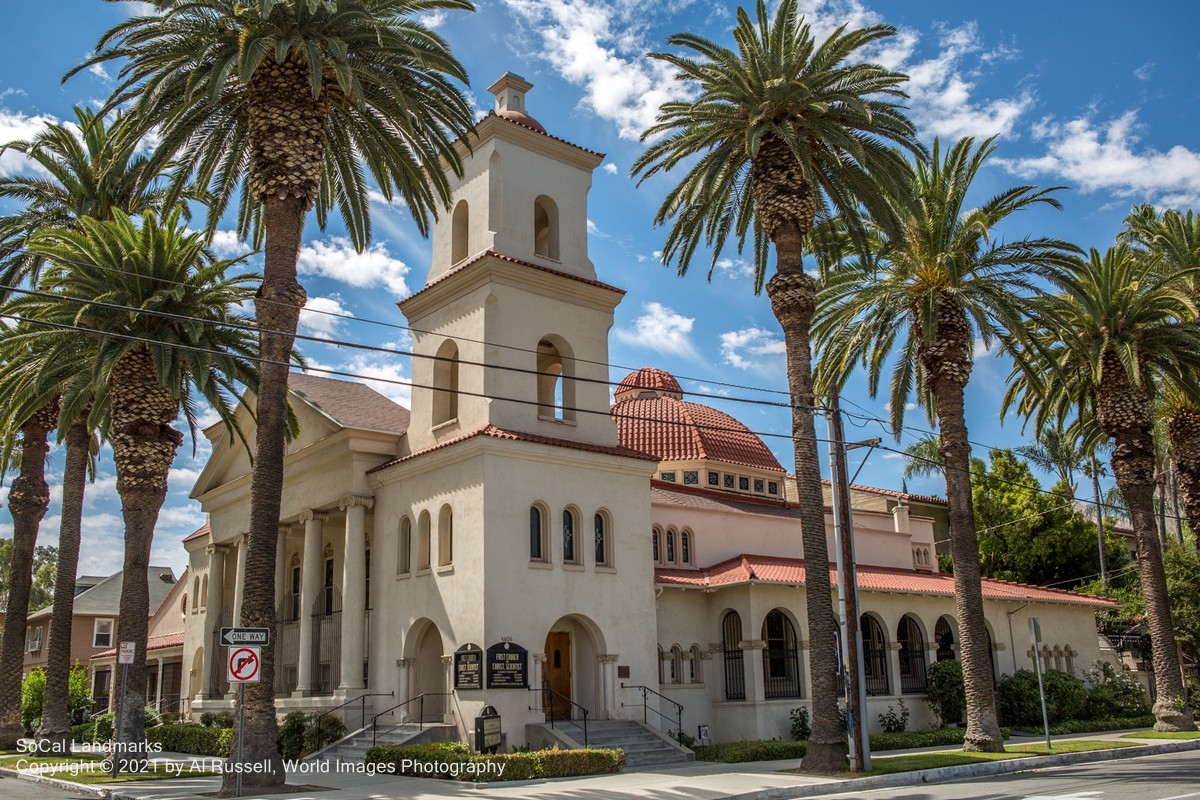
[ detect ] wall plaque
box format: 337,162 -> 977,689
454,644 -> 483,690
486,641 -> 528,689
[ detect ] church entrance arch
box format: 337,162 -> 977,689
542,615 -> 606,720
406,619 -> 447,721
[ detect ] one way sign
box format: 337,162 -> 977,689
220,627 -> 271,647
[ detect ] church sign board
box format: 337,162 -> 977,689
455,644 -> 483,690
486,641 -> 528,688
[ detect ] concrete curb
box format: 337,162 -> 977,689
0,765 -> 109,798
727,738 -> 1200,800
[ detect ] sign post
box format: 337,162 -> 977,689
113,642 -> 135,776
227,646 -> 261,798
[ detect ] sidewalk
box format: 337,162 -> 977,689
8,729 -> 1200,800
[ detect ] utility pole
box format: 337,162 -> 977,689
826,389 -> 871,771
1089,456 -> 1108,590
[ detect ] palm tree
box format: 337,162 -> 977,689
902,434 -> 944,482
1123,206 -> 1200,542
14,206 -> 260,762
0,392 -> 57,748
631,0 -> 919,772
76,2 -> 476,784
0,107 -> 164,751
1009,243 -> 1199,730
815,137 -> 1076,751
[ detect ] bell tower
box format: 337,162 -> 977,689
401,73 -> 622,454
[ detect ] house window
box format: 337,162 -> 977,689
26,626 -> 43,653
739,477 -> 750,491
768,481 -> 779,496
652,528 -> 660,562
319,663 -> 332,694
661,471 -> 676,482
670,645 -> 683,684
398,517 -> 411,575
762,609 -> 801,698
708,472 -> 720,486
438,504 -> 453,567
451,200 -> 469,264
666,530 -> 676,564
432,339 -> 460,426
594,512 -> 610,567
323,558 -> 336,615
754,479 -> 764,493
93,669 -> 112,713
562,508 -> 578,564
418,511 -> 431,571
683,471 -> 699,485
94,618 -> 114,649
689,644 -> 703,683
721,611 -> 745,701
289,565 -> 301,620
861,614 -> 890,695
681,530 -> 691,565
530,505 -> 547,562
533,195 -> 560,259
723,474 -> 734,489
536,337 -> 575,421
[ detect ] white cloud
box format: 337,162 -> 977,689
300,295 -> 352,340
997,111 -> 1200,207
208,229 -> 252,259
614,301 -> 699,359
500,0 -> 690,140
719,327 -> 785,371
297,237 -> 411,297
714,257 -> 755,281
603,163 -> 618,175
973,337 -> 998,359
0,108 -> 58,177
87,61 -> 113,84
1134,62 -> 1155,82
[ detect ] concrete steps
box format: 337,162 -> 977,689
575,720 -> 694,769
311,722 -> 455,765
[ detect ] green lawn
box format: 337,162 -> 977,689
788,740 -> 1139,778
1119,730 -> 1200,740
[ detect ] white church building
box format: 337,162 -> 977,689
177,74 -> 1116,749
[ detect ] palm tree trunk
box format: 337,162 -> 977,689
109,349 -> 183,766
922,300 -> 1003,752
225,195 -> 305,794
1097,353 -> 1194,731
1166,409 -> 1200,545
36,418 -> 90,751
0,403 -> 56,748
767,215 -> 845,773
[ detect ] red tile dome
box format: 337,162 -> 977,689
612,369 -> 784,473
496,108 -> 547,134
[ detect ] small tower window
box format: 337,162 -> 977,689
438,504 -> 453,566
536,337 -> 575,421
451,200 -> 469,264
432,339 -> 459,426
562,508 -> 579,564
666,530 -> 676,564
398,517 -> 411,575
530,505 -> 548,562
418,511 -> 431,571
533,195 -> 559,260
652,528 -> 660,562
681,530 -> 691,565
594,511 -> 611,567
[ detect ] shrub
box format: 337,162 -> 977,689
878,699 -> 909,734
277,712 -> 308,760
21,668 -> 46,732
870,727 -> 1010,751
199,711 -> 235,728
789,707 -> 810,741
143,706 -> 163,729
1043,669 -> 1088,723
1047,715 -> 1155,734
925,660 -> 965,726
71,722 -> 96,743
147,723 -> 233,757
93,712 -> 115,743
692,740 -> 806,763
364,742 -> 624,782
1085,661 -> 1150,719
999,669 -> 1089,727
306,713 -> 346,754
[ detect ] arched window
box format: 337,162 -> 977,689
721,611 -> 745,701
666,530 -> 676,564
533,195 -> 559,259
594,512 -> 611,567
562,508 -> 578,564
681,530 -> 691,564
451,199 -> 469,264
192,576 -> 200,608
432,339 -> 459,426
762,609 -> 801,698
398,517 -> 411,575
1064,645 -> 1075,675
935,616 -> 956,661
417,511 -> 431,571
860,614 -> 890,695
536,337 -> 575,421
200,575 -> 208,607
530,505 -> 547,562
657,645 -> 665,685
670,645 -> 683,684
438,505 -> 453,566
689,644 -> 703,683
897,615 -> 927,694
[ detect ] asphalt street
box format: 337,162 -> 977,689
815,749 -> 1200,800
0,771 -> 95,800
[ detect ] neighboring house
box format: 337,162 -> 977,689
91,568 -> 189,717
178,73 -> 1119,745
23,566 -> 178,714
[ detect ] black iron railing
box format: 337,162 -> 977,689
621,684 -> 685,745
371,693 -> 451,747
529,685 -> 589,745
313,692 -> 392,752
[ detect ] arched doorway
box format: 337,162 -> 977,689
543,615 -> 605,719
407,620 -> 447,721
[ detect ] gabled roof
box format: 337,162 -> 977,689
369,423 -> 657,473
183,523 -> 209,543
287,373 -> 409,435
28,566 -> 178,620
655,553 -> 1115,608
93,632 -> 184,659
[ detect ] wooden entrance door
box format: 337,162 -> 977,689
544,631 -> 572,719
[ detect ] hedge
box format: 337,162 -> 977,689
870,727 -> 1010,751
692,740 -> 806,763
147,723 -> 233,757
364,741 -> 626,782
1048,715 -> 1156,735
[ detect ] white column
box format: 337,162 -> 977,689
441,654 -> 455,723
295,510 -> 327,697
201,545 -> 226,699
232,533 -> 249,624
598,654 -> 619,719
531,654 -> 546,710
887,642 -> 903,698
154,656 -> 166,712
338,495 -> 373,692
395,658 -> 412,707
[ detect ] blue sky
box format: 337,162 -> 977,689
1,0 -> 1198,577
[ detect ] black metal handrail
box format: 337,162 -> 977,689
371,692 -> 451,747
529,685 -> 589,746
314,692 -> 392,751
622,683 -> 684,745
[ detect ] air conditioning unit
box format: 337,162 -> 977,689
26,632 -> 42,652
